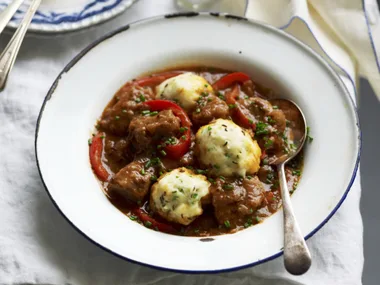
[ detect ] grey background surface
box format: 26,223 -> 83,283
359,79 -> 380,285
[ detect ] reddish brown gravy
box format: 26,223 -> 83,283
92,67 -> 303,237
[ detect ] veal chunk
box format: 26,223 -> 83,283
128,110 -> 181,153
98,85 -> 154,136
211,176 -> 265,229
108,160 -> 154,203
191,96 -> 229,126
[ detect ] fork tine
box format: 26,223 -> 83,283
0,0 -> 25,34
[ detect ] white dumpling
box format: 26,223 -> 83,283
156,73 -> 213,111
195,119 -> 261,177
150,168 -> 210,225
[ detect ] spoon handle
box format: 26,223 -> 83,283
278,163 -> 311,275
0,0 -> 41,91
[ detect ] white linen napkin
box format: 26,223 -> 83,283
0,0 -> 369,284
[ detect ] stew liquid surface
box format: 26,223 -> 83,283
90,67 -> 304,236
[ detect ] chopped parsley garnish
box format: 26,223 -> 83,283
273,105 -> 279,109
150,175 -> 158,182
195,108 -> 201,113
246,175 -> 252,180
223,184 -> 233,190
306,126 -> 313,143
88,139 -> 92,145
141,110 -> 150,115
244,218 -> 253,228
224,220 -> 231,228
264,138 -> 274,149
255,122 -> 269,135
150,111 -> 158,116
115,116 -> 120,120
140,168 -> 145,175
181,135 -> 186,140
122,109 -> 127,113
219,176 -> 225,181
191,193 -> 198,199
179,127 -> 188,133
292,170 -> 301,176
217,91 -> 225,100
160,150 -> 167,156
208,177 -> 215,184
145,221 -> 152,228
129,215 -> 138,221
267,116 -> 276,124
228,104 -> 237,109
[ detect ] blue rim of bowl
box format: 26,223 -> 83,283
35,12 -> 361,274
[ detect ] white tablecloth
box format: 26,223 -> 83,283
0,0 -> 365,284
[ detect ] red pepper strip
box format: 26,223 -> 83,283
89,133 -> 110,182
265,191 -> 275,205
225,85 -> 255,129
212,72 -> 251,91
134,208 -> 177,234
134,71 -> 183,87
144,100 -> 192,159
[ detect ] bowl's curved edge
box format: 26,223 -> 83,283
34,12 -> 361,274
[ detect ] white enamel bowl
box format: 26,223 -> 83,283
35,13 -> 360,273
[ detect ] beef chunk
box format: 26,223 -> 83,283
108,160 -> 154,203
192,96 -> 229,126
128,109 -> 181,153
98,85 -> 154,136
211,176 -> 265,228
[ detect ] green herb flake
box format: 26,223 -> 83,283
150,111 -> 158,116
264,138 -> 274,149
292,170 -> 301,176
145,221 -> 152,228
273,105 -> 279,109
142,110 -> 150,115
129,215 -> 138,221
115,116 -> 120,120
122,109 -> 127,113
223,184 -> 234,190
88,139 -> 92,145
191,193 -> 198,199
196,108 -> 201,113
255,121 -> 269,135
228,104 -> 237,109
224,220 -> 231,228
179,127 -> 188,133
160,150 -> 167,156
150,175 -> 158,182
306,126 -> 314,143
139,94 -> 146,102
141,168 -> 145,175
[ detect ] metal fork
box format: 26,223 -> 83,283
0,0 -> 41,91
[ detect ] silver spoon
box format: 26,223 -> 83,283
0,0 -> 42,91
269,99 -> 312,275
